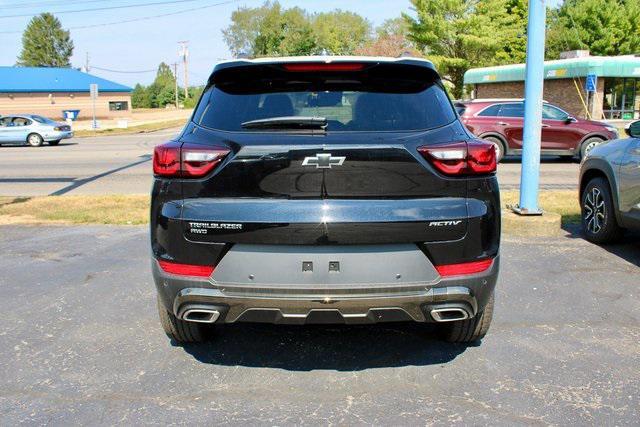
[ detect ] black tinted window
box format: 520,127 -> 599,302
478,104 -> 501,117
499,103 -> 524,118
195,65 -> 456,132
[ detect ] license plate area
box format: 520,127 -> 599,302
211,244 -> 439,288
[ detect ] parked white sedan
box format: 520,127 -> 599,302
0,114 -> 73,147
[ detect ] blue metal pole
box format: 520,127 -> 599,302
517,0 -> 546,215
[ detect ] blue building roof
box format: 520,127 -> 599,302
0,66 -> 132,93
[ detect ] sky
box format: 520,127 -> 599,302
0,0 -> 563,88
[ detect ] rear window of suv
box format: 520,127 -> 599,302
193,63 -> 456,132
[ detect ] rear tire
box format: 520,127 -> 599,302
157,294 -> 209,343
48,140 -> 60,146
483,136 -> 506,163
580,137 -> 605,160
27,133 -> 44,147
581,177 -> 622,243
440,293 -> 494,343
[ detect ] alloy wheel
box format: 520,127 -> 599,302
28,134 -> 43,146
582,138 -> 603,158
584,187 -> 605,234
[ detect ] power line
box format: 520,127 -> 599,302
90,65 -> 158,73
6,0 -> 115,10
0,0 -> 240,34
0,0 -> 211,19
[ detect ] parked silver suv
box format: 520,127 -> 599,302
580,120 -> 640,242
0,114 -> 73,147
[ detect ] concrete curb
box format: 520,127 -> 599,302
501,209 -> 562,237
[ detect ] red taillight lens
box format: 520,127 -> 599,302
418,140 -> 496,176
181,144 -> 230,178
467,140 -> 497,174
152,142 -> 230,178
158,260 -> 214,277
153,142 -> 181,177
283,63 -> 366,72
435,258 -> 493,277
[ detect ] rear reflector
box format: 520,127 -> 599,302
283,63 -> 366,72
435,258 -> 493,277
158,260 -> 215,277
418,140 -> 496,176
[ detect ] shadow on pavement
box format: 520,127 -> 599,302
561,224 -> 640,267
49,154 -> 151,196
178,322 -> 470,371
600,233 -> 640,267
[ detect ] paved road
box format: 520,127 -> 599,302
0,131 -> 580,196
0,225 -> 638,424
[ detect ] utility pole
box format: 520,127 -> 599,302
178,41 -> 189,99
173,62 -> 179,109
85,52 -> 90,72
514,0 -> 546,215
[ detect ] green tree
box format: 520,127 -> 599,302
17,13 -> 74,67
145,62 -> 177,108
404,0 -> 527,98
131,84 -> 150,109
223,2 -> 273,57
222,2 -> 372,57
253,4 -> 317,56
312,11 -> 371,54
546,0 -> 640,58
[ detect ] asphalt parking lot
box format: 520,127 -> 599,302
0,130 -> 581,196
1,225 -> 638,425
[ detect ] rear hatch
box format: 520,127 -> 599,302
178,61 -> 469,245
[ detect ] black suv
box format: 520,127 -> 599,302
151,57 -> 500,344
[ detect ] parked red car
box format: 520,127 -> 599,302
456,99 -> 619,161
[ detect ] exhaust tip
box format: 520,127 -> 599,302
182,309 -> 220,323
430,307 -> 469,322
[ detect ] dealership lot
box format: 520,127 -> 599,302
0,225 -> 638,425
0,130 -> 581,196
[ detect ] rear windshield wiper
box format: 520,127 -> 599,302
241,116 -> 327,130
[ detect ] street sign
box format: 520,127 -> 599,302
90,83 -> 99,99
585,74 -> 597,92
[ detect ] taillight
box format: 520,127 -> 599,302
153,141 -> 181,177
158,260 -> 214,277
153,142 -> 230,178
181,145 -> 230,178
435,258 -> 493,277
283,63 -> 366,72
418,140 -> 496,176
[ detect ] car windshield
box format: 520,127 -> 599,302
194,64 -> 456,132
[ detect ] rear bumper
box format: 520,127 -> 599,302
43,130 -> 73,141
153,254 -> 499,325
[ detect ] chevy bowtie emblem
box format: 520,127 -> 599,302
302,153 -> 346,169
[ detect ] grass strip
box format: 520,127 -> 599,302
0,195 -> 149,225
501,189 -> 580,224
73,119 -> 186,138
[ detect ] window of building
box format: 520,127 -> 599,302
109,101 -> 129,111
603,78 -> 639,120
